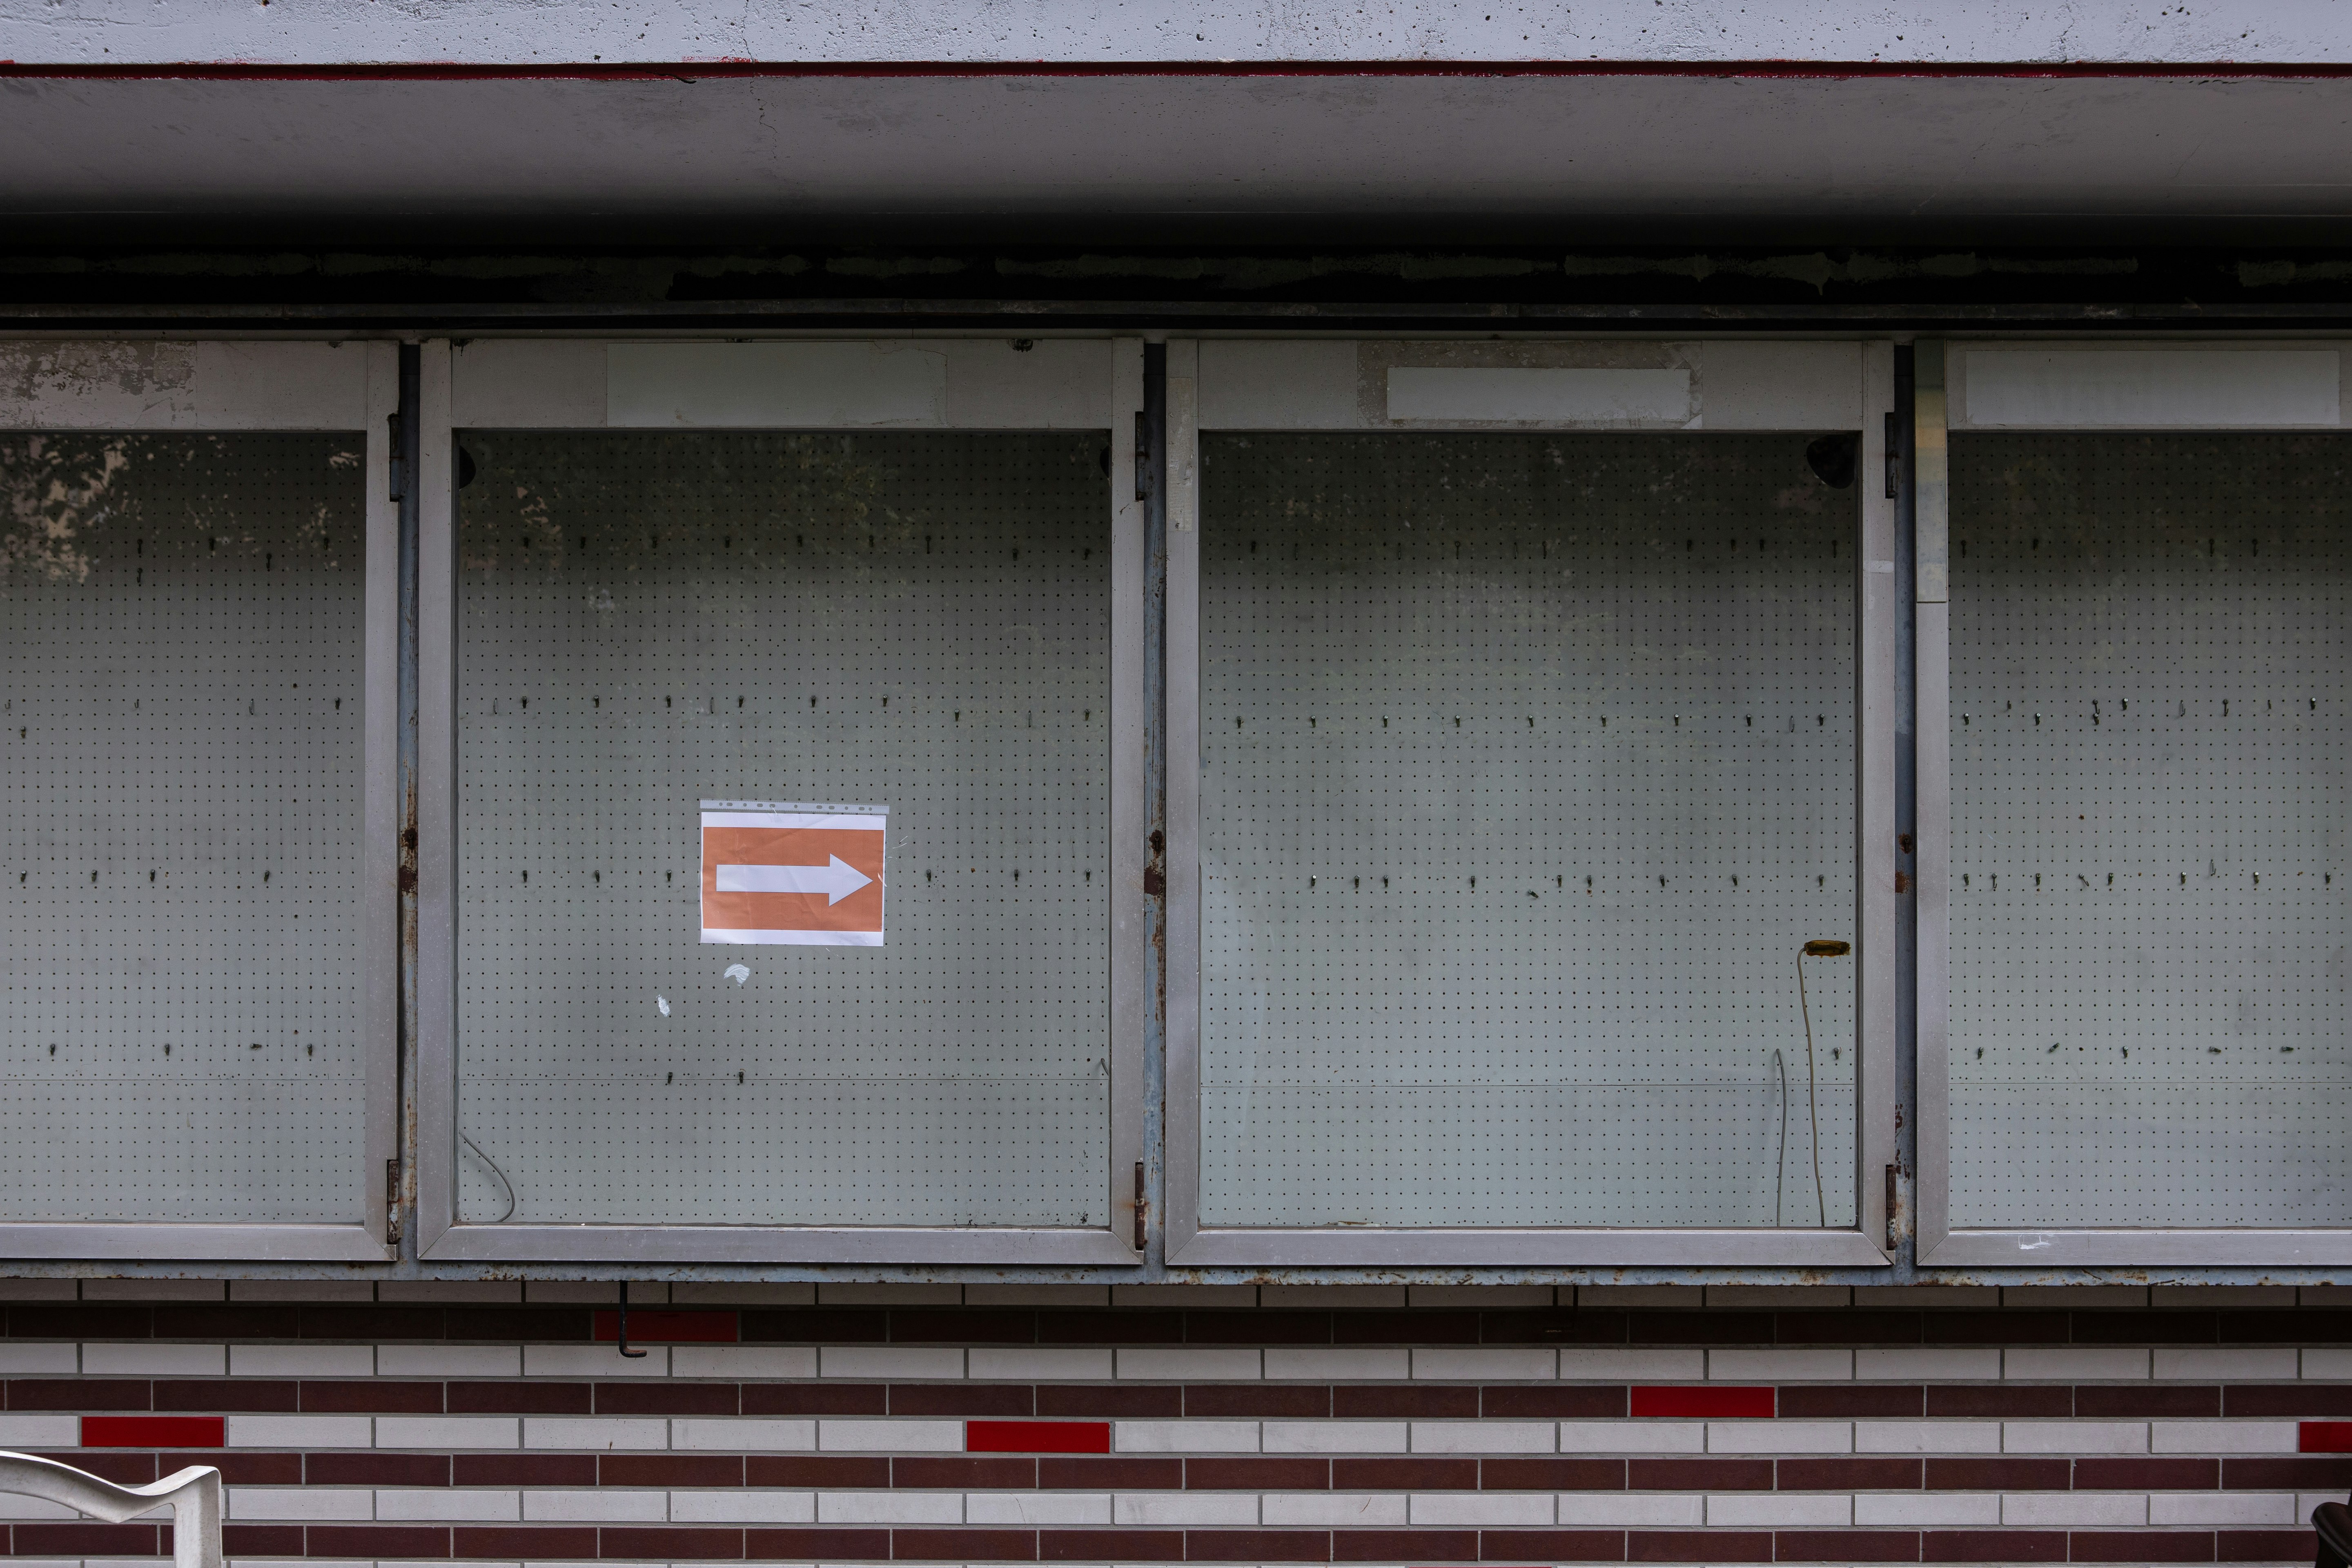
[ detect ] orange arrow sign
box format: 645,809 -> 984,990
699,801 -> 886,947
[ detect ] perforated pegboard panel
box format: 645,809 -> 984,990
1200,433 -> 1858,1228
0,433 -> 366,1223
456,432 -> 1111,1226
1949,432 -> 2352,1228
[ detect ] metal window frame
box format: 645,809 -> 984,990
1915,336 -> 2352,1268
415,336 -> 1146,1263
0,339 -> 400,1261
1165,337 -> 1897,1267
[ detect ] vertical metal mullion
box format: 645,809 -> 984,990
361,342 -> 403,1250
1912,341 -> 1953,1263
1110,339 -> 1151,1260
1857,342 -> 1898,1256
412,341 -> 458,1257
1891,343 -> 1918,1273
1160,341 -> 1201,1266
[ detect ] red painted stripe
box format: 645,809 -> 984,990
2301,1421 -> 2352,1453
1630,1385 -> 1775,1419
590,1310 -> 739,1344
967,1419 -> 1111,1454
82,1415 -> 224,1448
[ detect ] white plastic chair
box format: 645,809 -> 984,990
0,1451 -> 220,1568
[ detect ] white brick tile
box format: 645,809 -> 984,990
2003,1286 -> 2148,1309
1708,1349 -> 1852,1382
968,1348 -> 1115,1382
966,1492 -> 1110,1526
1410,1421 -> 1554,1454
1557,1421 -> 1704,1454
818,1491 -> 962,1524
1575,1286 -> 1702,1309
1705,1287 -> 1852,1309
227,1415 -> 373,1449
670,1283 -> 816,1306
0,1417 -> 76,1447
83,1343 -> 223,1376
2002,1492 -> 2147,1527
523,1489 -> 668,1522
2155,1348 -> 2298,1381
671,1419 -> 815,1452
1410,1492 -> 1553,1526
820,1347 -> 964,1381
1555,1494 -> 1705,1527
671,1347 -> 817,1380
1854,1493 -> 2000,1527
376,1282 -> 521,1303
1853,1421 -> 2001,1454
1854,1348 -> 2001,1382
1114,1420 -> 1258,1453
2004,1347 -> 2149,1381
1556,1348 -> 1705,1381
1411,1348 -> 1555,1382
1110,1285 -> 1256,1308
1707,1420 -> 1850,1454
229,1344 -> 374,1379
0,1345 -> 76,1374
2305,1348 -> 2352,1379
523,1345 -> 668,1378
376,1345 -> 522,1378
0,1498 -> 76,1521
1261,1421 -> 1407,1455
525,1283 -> 665,1304
2003,1421 -> 2147,1454
1261,1493 -> 1406,1528
817,1284 -> 962,1305
1405,1285 -> 1553,1307
1115,1348 -> 1260,1381
1259,1287 -> 1408,1311
1706,1493 -> 1851,1527
374,1416 -> 520,1449
2152,1419 -> 2301,1454
227,1489 -> 372,1521
2307,1289 -> 2352,1306
1851,1287 -> 2000,1309
376,1490 -> 521,1522
962,1285 -> 1108,1308
816,1419 -> 963,1452
1263,1348 -> 1409,1383
84,1280 -> 223,1301
521,1418 -> 666,1450
0,1281 -> 77,1301
670,1490 -> 819,1524
2303,1492 -> 2346,1521
2152,1287 -> 2297,1309
1114,1493 -> 1256,1526
2151,1492 -> 2296,1526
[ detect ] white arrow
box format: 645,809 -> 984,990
716,856 -> 873,905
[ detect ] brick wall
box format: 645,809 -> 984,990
0,1282 -> 2345,1567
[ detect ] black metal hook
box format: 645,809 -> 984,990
616,1281 -> 647,1359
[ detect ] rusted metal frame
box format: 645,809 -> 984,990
1160,340 -> 1201,1271
1855,342 -> 1900,1265
1889,341 -> 1921,1283
413,339 -> 459,1262
1911,341 -> 1953,1270
1118,336 -> 1156,1276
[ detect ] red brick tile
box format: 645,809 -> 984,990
455,1453 -> 597,1486
601,1454 -> 744,1486
1036,1311 -> 1185,1345
892,1384 -> 1033,1417
2216,1530 -> 2316,1562
1775,1530 -> 1920,1561
2225,1386 -> 2352,1417
299,1305 -> 445,1341
1332,1312 -> 1479,1346
455,1526 -> 599,1559
1037,1384 -> 1180,1417
2069,1530 -> 2216,1561
1482,1386 -> 1625,1419
2223,1457 -> 2352,1489
1481,1311 -> 1630,1346
590,1310 -> 738,1345
1927,1385 -> 2070,1418
1629,1459 -> 1773,1491
1486,1530 -> 1627,1561
1930,1311 -> 2068,1345
222,1523 -> 305,1556
1039,1456 -> 1182,1489
1776,1312 -> 1922,1346
1332,1457 -> 1478,1490
1924,1458 -> 2070,1491
891,1311 -> 1038,1345
1628,1530 -> 1769,1562
1630,1314 -> 1771,1345
1337,1385 -> 1477,1419
151,1304 -> 300,1339
1183,1528 -> 1329,1561
310,1452 -> 449,1486
895,1528 -> 1037,1561
747,1455 -> 889,1488
737,1309 -> 888,1344
896,1456 -> 1036,1488
10,1303 -> 147,1339
14,1522 -> 158,1555
1779,1386 -> 1922,1419
83,1414 -> 219,1447
595,1381 -> 738,1416
155,1378 -> 296,1412
34,1449 -> 152,1482
444,1307 -> 590,1342
746,1528 -> 890,1560
299,1379 -> 441,1413
2303,1422 -> 2352,1453
162,1449 -> 298,1484
14,1379 -> 149,1410
969,1419 -> 1111,1454
1778,1458 -> 1921,1490
1481,1459 -> 1626,1491
1041,1529 -> 1182,1561
2077,1458 -> 2218,1490
1334,1528 -> 1476,1560
449,1379 -> 591,1414
1185,1385 -> 1328,1418
2222,1311 -> 2352,1345
1189,1458 -> 1329,1490
2074,1313 -> 2215,1345
601,1526 -> 747,1559
742,1382 -> 886,1414
1630,1386 -> 1771,1419
311,1525 -> 452,1558
1924,1530 -> 2065,1562
1186,1312 -> 1332,1346
2078,1386 -> 2218,1419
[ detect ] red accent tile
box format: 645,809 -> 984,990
1187,1311 -> 1332,1346
2069,1530 -> 2216,1561
1183,1528 -> 1329,1561
1333,1312 -> 1479,1346
1036,1311 -> 1185,1345
1924,1457 -> 2070,1490
2223,1457 -> 2352,1489
298,1379 -> 441,1413
1775,1312 -> 1922,1346
892,1311 -> 1038,1344
1041,1529 -> 1182,1561
310,1452 -> 449,1486
1630,1385 -> 1772,1419
1926,1385 -> 2070,1418
892,1384 -> 1033,1417
1334,1528 -> 1477,1561
969,1419 -> 1111,1454
311,1525 -> 452,1558
2216,1529 -> 2316,1562
601,1526 -> 747,1559
1038,1385 -> 1181,1417
894,1528 -> 1038,1561
1924,1530 -> 2065,1562
16,1522 -> 158,1555
895,1456 -> 1036,1488
1929,1311 -> 2067,1345
1778,1458 -> 1920,1490
600,1454 -> 744,1486
1628,1458 -> 1772,1491
1039,1456 -> 1180,1488
736,1309 -> 888,1344
742,1382 -> 886,1415
2074,1312 -> 2215,1345
2226,1385 -> 2352,1417
1483,1530 -> 1626,1561
82,1415 -> 221,1448
1631,1314 -> 1771,1345
1338,1386 -> 1478,1419
14,1379 -> 149,1410
33,1449 -> 152,1482
1480,1459 -> 1626,1491
2077,1386 -> 2218,1418
162,1449 -> 298,1484
595,1381 -> 738,1416
154,1378 -> 296,1412
747,1455 -> 888,1488
745,1528 -> 890,1560
222,1523 -> 305,1556
1332,1458 -> 1477,1490
1481,1386 -> 1625,1419
454,1453 -> 596,1486
1184,1385 -> 1329,1418
1628,1530 -> 1770,1563
1189,1458 -> 1329,1490
1777,1386 -> 1922,1419
454,1526 -> 599,1559
2303,1422 -> 2352,1453
449,1380 -> 591,1414
1775,1529 -> 1921,1562
590,1309 -> 737,1343
1481,1310 -> 1630,1346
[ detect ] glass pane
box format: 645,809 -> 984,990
457,431 -> 1110,1226
1201,433 -> 1857,1228
0,432 -> 366,1222
1949,432 -> 2350,1227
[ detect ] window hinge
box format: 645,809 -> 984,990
1134,411 -> 1152,503
388,413 -> 407,503
1884,411 -> 1902,499
1133,1160 -> 1147,1252
1884,1164 -> 1899,1252
386,1158 -> 403,1247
